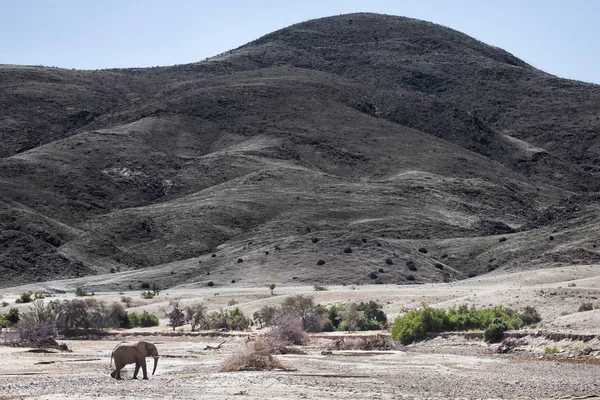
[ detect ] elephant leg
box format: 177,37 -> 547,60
111,360 -> 124,380
141,358 -> 148,379
132,362 -> 140,379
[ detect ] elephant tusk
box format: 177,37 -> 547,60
152,356 -> 159,375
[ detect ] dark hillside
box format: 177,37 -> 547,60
0,13 -> 599,288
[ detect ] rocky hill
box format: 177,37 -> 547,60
1,13 -> 599,289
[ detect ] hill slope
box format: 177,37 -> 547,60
1,13 -> 599,288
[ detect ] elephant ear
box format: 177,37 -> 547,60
137,341 -> 149,356
145,342 -> 157,356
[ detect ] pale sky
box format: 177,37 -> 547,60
1,0 -> 598,84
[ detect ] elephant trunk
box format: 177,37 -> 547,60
152,356 -> 159,375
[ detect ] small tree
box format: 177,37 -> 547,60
253,305 -> 278,328
151,284 -> 160,296
268,284 -> 276,296
185,303 -> 208,332
280,295 -> 326,332
339,303 -> 362,332
165,301 -> 185,331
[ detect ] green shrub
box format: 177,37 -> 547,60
128,311 -> 159,328
75,287 -> 88,297
140,291 -> 155,299
0,308 -> 20,325
391,305 -> 522,345
545,346 -> 559,354
357,300 -> 388,328
15,292 -> 33,304
207,307 -> 250,331
313,284 -> 328,291
484,322 -> 507,343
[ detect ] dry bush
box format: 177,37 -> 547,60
219,336 -> 293,372
271,315 -> 308,345
329,335 -> 396,351
185,303 -> 208,331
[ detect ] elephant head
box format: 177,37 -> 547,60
137,341 -> 159,375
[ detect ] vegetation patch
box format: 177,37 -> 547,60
391,305 -> 534,345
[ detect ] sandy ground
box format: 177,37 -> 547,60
2,265 -> 600,399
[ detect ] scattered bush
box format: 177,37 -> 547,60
369,271 -> 378,279
316,259 -> 326,265
406,275 -> 416,281
207,281 -> 215,287
385,258 -> 394,265
578,302 -> 595,312
499,237 -> 507,242
434,263 -> 444,270
343,247 -> 353,253
378,268 -> 385,273
120,296 -> 133,307
418,247 -> 428,254
519,306 -> 542,325
15,292 -> 33,304
140,282 -> 151,289
237,258 -> 244,263
311,238 -> 319,243
406,260 -> 417,271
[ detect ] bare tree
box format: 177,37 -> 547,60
185,303 -> 208,331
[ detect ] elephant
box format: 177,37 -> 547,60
110,341 -> 159,380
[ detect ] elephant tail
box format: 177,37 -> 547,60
110,342 -> 122,369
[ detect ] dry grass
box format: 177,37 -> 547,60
328,335 -> 397,351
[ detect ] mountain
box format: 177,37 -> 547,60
1,13 -> 599,289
